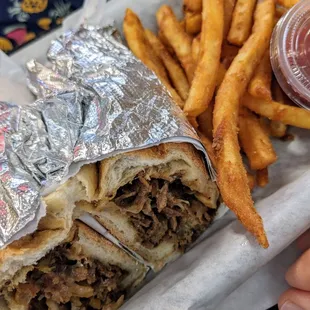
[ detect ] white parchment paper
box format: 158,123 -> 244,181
217,241 -> 301,309
0,51 -> 34,105
3,0 -> 310,308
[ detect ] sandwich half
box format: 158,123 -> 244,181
0,163 -> 98,290
77,143 -> 219,271
0,164 -> 146,310
1,221 -> 146,310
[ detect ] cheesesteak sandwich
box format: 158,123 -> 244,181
78,143 -> 219,270
1,221 -> 146,310
0,165 -> 146,310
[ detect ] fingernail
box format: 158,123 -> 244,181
280,301 -> 304,310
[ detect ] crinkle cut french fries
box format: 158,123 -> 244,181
123,0 -> 310,248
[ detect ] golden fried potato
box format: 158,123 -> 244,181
157,5 -> 196,83
239,107 -> 277,170
191,33 -> 201,64
270,81 -> 288,138
213,0 -> 275,248
185,11 -> 202,35
183,0 -> 224,117
257,168 -> 269,187
276,0 -> 299,9
248,50 -> 272,101
247,172 -> 256,191
145,29 -> 190,101
243,93 -> 310,129
124,9 -> 184,108
183,0 -> 202,13
223,0 -> 237,38
227,0 -> 257,46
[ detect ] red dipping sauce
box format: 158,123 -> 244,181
270,0 -> 310,110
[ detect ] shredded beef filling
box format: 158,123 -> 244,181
13,236 -> 127,310
114,175 -> 215,249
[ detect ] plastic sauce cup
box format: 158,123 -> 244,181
270,0 -> 310,110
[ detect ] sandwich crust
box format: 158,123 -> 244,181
99,142 -> 218,203
1,221 -> 147,309
0,141 -> 218,304
0,164 -> 99,290
82,142 -> 219,270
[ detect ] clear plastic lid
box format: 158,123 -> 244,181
270,0 -> 310,110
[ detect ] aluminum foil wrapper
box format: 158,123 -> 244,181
0,24 -> 214,248
45,25 -> 213,170
0,60 -> 85,246
0,103 -> 40,246
0,92 -> 80,246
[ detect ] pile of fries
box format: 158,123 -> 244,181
123,0 -> 310,248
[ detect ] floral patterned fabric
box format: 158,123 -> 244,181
0,0 -> 84,53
